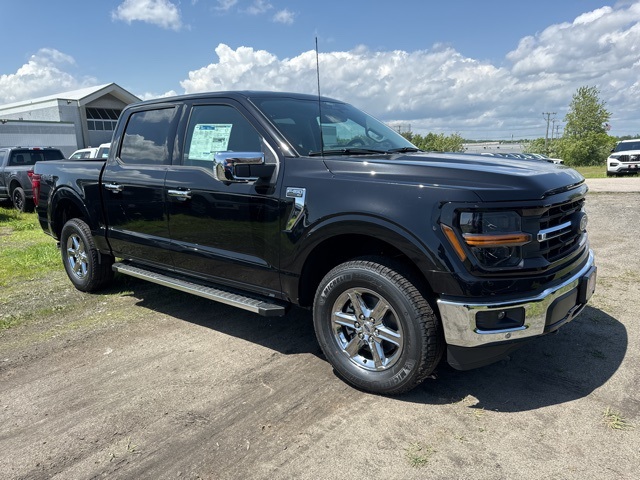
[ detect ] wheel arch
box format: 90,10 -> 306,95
292,216 -> 444,309
8,178 -> 25,194
49,187 -> 94,240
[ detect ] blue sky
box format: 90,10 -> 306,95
1,0 -> 639,140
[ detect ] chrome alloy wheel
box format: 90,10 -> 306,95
66,233 -> 89,279
331,288 -> 404,371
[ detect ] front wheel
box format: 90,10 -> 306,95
313,258 -> 444,395
60,218 -> 114,292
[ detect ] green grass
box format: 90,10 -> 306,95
602,407 -> 634,430
0,206 -> 61,287
573,166 -> 609,178
0,304 -> 70,332
405,442 -> 436,467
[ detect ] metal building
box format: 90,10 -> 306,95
0,83 -> 140,157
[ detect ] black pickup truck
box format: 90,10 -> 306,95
33,91 -> 597,394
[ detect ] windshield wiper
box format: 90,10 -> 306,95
386,147 -> 422,153
308,148 -> 387,157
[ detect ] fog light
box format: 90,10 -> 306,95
476,307 -> 525,331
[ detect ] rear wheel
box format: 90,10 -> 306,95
313,258 -> 443,395
11,186 -> 32,212
60,218 -> 114,292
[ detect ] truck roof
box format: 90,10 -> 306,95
127,90 -> 344,108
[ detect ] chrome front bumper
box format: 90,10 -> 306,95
437,250 -> 596,348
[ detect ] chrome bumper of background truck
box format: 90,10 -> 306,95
437,250 -> 596,348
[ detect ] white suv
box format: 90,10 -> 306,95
607,139 -> 640,176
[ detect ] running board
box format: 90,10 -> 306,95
112,262 -> 286,317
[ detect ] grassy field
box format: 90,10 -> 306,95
0,204 -> 62,330
574,166 -> 609,178
0,206 -> 60,286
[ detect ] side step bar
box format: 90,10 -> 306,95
112,262 -> 286,317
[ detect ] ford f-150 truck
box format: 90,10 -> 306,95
0,146 -> 65,211
33,91 -> 597,394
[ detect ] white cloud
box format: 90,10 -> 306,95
112,0 -> 183,31
506,5 -> 640,77
0,49 -> 96,104
180,43 -> 524,136
246,0 -> 272,15
215,0 -> 238,11
179,3 -> 640,138
137,89 -> 180,101
273,9 -> 295,25
4,4 -> 640,138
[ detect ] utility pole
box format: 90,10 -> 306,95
542,112 -> 556,153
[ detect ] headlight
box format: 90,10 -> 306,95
442,211 -> 532,269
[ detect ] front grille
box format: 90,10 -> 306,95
617,154 -> 640,162
538,198 -> 584,262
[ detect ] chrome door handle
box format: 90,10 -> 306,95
104,183 -> 124,193
167,189 -> 192,200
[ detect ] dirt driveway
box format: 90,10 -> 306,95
1,187 -> 639,479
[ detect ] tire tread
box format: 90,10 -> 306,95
314,256 -> 444,395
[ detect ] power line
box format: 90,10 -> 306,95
542,112 -> 556,152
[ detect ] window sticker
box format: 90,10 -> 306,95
188,124 -> 233,160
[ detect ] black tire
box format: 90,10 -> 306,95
313,258 -> 444,395
11,186 -> 32,213
60,218 -> 114,292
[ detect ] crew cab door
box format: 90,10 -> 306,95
102,104 -> 180,266
165,101 -> 282,296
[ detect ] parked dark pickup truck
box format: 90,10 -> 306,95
0,147 -> 65,211
34,91 -> 597,394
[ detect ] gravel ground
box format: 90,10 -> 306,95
1,180 -> 639,480
586,176 -> 640,192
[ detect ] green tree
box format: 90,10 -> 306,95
401,132 -> 464,152
524,137 -> 565,160
564,86 -> 610,138
559,86 -> 614,166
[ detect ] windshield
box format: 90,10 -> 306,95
614,141 -> 640,152
251,96 -> 418,156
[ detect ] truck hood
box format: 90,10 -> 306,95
322,152 -> 585,202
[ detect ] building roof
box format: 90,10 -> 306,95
0,83 -> 140,111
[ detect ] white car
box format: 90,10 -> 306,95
607,139 -> 640,176
69,143 -> 110,160
528,153 -> 564,165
